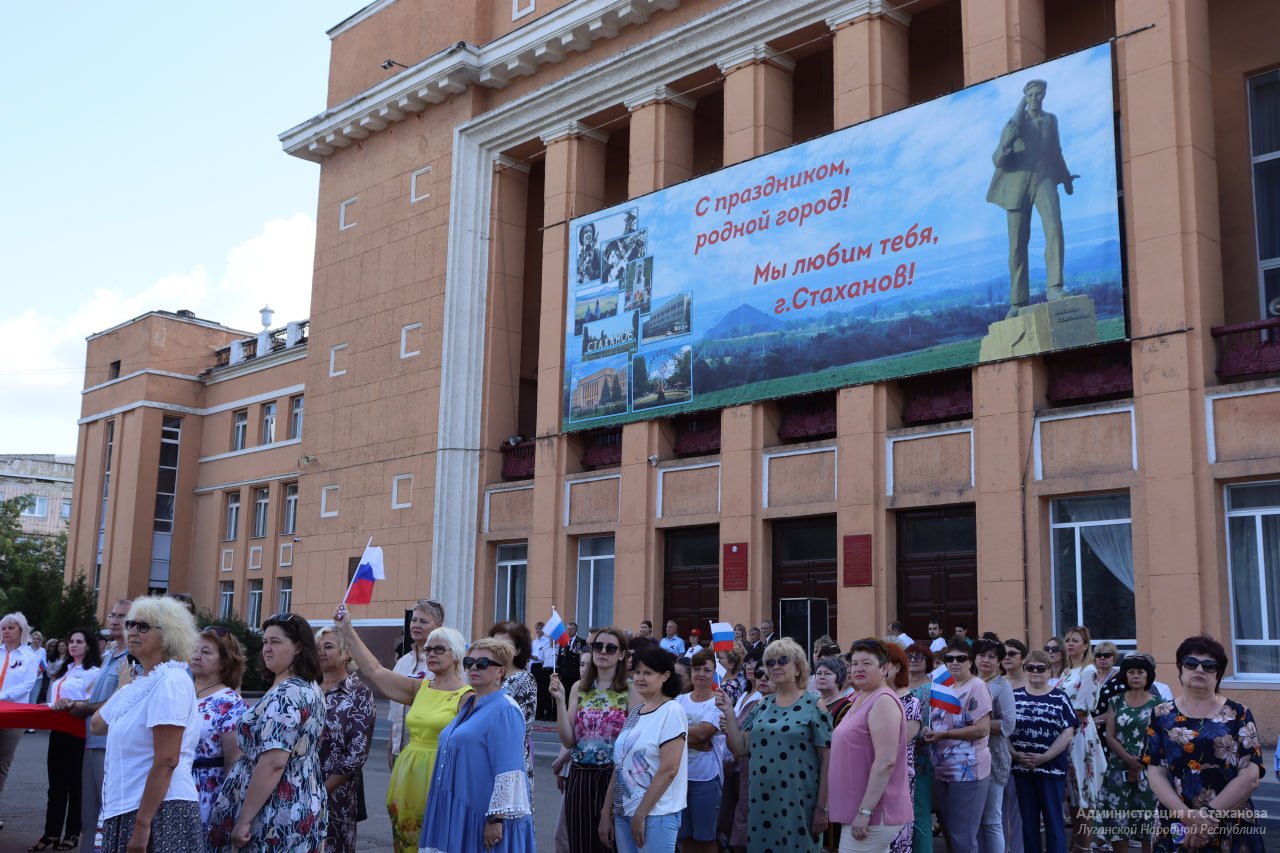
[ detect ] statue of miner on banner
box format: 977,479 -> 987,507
986,79 -> 1081,319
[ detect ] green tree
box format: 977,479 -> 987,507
0,496 -> 97,638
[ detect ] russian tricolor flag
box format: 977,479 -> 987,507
343,539 -> 385,606
930,664 -> 963,715
714,659 -> 727,690
709,622 -> 735,653
544,607 -> 569,648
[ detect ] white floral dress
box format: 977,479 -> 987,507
1058,664 -> 1107,808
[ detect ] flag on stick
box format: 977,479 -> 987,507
343,538 -> 385,606
929,664 -> 962,714
714,659 -> 727,690
709,622 -> 735,652
544,607 -> 570,648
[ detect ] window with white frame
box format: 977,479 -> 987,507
1226,481 -> 1280,675
495,543 -> 528,624
225,492 -> 241,541
329,344 -> 348,377
60,499 -> 71,520
150,416 -> 181,591
282,483 -> 298,535
339,196 -> 358,230
1050,493 -> 1135,648
261,402 -> 277,445
392,474 -> 413,509
21,496 -> 49,517
232,409 -> 248,451
97,420 -> 115,600
252,488 -> 270,538
321,485 -> 340,518
219,581 -> 234,620
576,536 -> 615,629
289,395 -> 304,439
277,577 -> 293,613
400,323 -> 422,358
512,0 -> 535,21
410,165 -> 432,203
1248,70 -> 1280,317
247,579 -> 264,629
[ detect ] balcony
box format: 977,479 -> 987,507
1045,343 -> 1133,405
901,370 -> 973,426
580,429 -> 622,469
777,394 -> 837,442
672,413 -> 722,457
213,320 -> 310,369
1213,318 -> 1280,383
499,439 -> 536,481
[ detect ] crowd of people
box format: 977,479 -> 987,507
0,605 -> 1271,853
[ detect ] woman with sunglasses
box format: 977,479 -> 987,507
549,626 -> 630,853
1058,626 -> 1106,852
90,597 -> 203,853
1043,637 -> 1065,685
1003,640 -> 1028,691
1094,654 -> 1157,853
208,612 -> 327,852
187,627 -> 246,833
1009,650 -> 1076,853
1143,635 -> 1264,852
36,628 -> 101,852
724,664 -> 772,853
920,638 -> 992,853
421,638 -> 536,853
717,637 -> 832,853
1089,642 -> 1122,722
388,600 -> 443,770
902,643 -> 934,853
331,604 -> 469,853
315,626 -> 376,853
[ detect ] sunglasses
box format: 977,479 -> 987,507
1024,664 -> 1048,673
423,645 -> 450,656
906,652 -> 925,661
205,626 -> 231,638
268,613 -> 301,624
1044,645 -> 1062,653
591,642 -> 620,654
1181,656 -> 1219,673
763,655 -> 792,669
753,669 -> 766,679
463,657 -> 500,671
1095,652 -> 1115,660
417,599 -> 443,609
943,654 -> 969,664
124,620 -> 157,634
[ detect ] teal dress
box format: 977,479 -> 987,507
741,692 -> 833,853
909,681 -> 933,853
1094,692 -> 1157,842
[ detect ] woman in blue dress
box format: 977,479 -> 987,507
420,637 -> 536,853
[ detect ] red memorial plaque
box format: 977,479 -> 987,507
842,534 -> 872,587
723,542 -> 748,591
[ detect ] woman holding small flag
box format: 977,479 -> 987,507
332,602 -> 470,853
388,600 -> 442,769
920,638 -> 993,853
1009,650 -> 1076,853
675,651 -> 725,853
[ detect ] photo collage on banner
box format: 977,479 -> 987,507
568,206 -> 694,424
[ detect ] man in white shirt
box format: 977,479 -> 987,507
659,620 -> 687,657
888,621 -> 914,648
928,620 -> 948,654
388,599 -> 442,768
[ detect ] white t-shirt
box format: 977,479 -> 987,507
613,700 -> 689,817
930,637 -> 947,654
676,693 -> 724,782
99,662 -> 199,820
531,636 -> 555,668
389,649 -> 433,755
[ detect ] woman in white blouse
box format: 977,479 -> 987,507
32,628 -> 102,851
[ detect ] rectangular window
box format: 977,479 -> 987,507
108,360 -> 121,380
329,344 -> 348,377
339,196 -> 358,230
21,496 -> 49,517
495,543 -> 528,624
1226,481 -> 1280,675
576,535 -> 615,629
96,420 -> 115,601
261,402 -> 277,445
219,581 -> 234,620
247,580 -> 264,628
151,416 -> 181,590
1050,494 -> 1135,648
321,485 -> 340,518
512,0 -> 535,21
231,409 -> 248,451
278,577 -> 293,613
289,396 -> 304,439
252,488 -> 270,538
225,492 -> 241,541
400,323 -> 423,358
1248,70 -> 1280,317
60,499 -> 71,520
392,474 -> 413,509
410,165 -> 432,203
282,483 -> 299,535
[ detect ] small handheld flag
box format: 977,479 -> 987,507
709,622 -> 735,653
544,607 -> 569,648
714,659 -> 727,690
343,538 -> 385,606
929,664 -> 963,714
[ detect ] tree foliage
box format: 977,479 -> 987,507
196,609 -> 269,692
0,496 -> 97,639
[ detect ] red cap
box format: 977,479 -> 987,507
690,629 -> 701,636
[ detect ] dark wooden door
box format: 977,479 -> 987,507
896,506 -> 978,643
772,516 -> 838,642
662,526 -> 720,637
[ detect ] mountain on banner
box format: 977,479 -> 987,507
705,303 -> 783,339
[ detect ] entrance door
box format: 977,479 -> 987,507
662,526 -> 720,637
772,516 -> 837,644
896,506 -> 978,644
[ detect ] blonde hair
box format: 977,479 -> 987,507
1065,626 -> 1094,668
468,637 -> 514,671
429,627 -> 468,679
126,596 -> 198,662
763,638 -> 809,690
314,626 -> 358,674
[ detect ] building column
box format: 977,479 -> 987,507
830,2 -> 911,129
1114,0 -> 1220,661
719,47 -> 796,166
961,0 -> 1046,85
528,126 -> 608,628
625,87 -> 695,197
835,384 -> 889,646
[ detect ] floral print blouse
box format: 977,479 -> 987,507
320,674 -> 376,853
193,688 -> 247,824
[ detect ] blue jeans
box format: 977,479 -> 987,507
1013,773 -> 1066,853
614,813 -> 681,853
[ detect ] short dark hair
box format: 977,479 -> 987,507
640,620 -> 652,629
262,613 -> 321,683
629,636 -> 655,659
632,646 -> 681,698
488,621 -> 531,670
973,638 -> 1006,661
690,650 -> 715,669
849,638 -> 889,667
927,620 -> 940,628
944,637 -> 975,672
67,627 -> 103,671
888,621 -> 904,633
1118,652 -> 1156,690
954,623 -> 968,632
1174,634 -> 1229,688
1004,638 -> 1028,657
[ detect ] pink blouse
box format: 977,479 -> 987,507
829,686 -> 913,827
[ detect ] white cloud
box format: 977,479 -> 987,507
0,214 -> 315,454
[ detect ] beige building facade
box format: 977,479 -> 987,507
71,0 -> 1280,724
1,455 -> 75,539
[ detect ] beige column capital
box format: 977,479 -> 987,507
716,45 -> 796,76
622,85 -> 696,113
538,121 -> 609,147
826,0 -> 911,29
492,154 -> 530,173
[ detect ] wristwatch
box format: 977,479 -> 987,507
858,808 -> 874,817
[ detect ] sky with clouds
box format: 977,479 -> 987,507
1,3 -> 359,454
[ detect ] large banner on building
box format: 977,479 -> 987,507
562,43 -> 1123,431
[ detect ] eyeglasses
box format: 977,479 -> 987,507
591,641 -> 620,654
417,599 -> 443,610
906,652 -> 925,661
1024,664 -> 1049,673
1180,656 -> 1219,673
423,645 -> 450,656
268,613 -> 300,624
1044,645 -> 1062,653
463,657 -> 500,671
1095,652 -> 1115,660
124,620 -> 157,634
763,655 -> 792,669
1005,649 -> 1023,657
943,655 -> 969,664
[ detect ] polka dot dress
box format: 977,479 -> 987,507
741,691 -> 833,853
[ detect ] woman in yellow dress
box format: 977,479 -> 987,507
334,605 -> 471,853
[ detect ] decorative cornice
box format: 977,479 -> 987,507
327,0 -> 397,39
492,154 -> 531,173
281,0 -> 682,162
539,121 -> 610,146
825,0 -> 911,29
621,84 -> 696,111
715,44 -> 797,74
